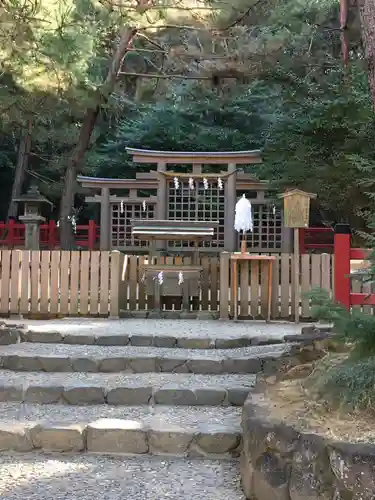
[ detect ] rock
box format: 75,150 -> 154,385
64,334 -> 96,345
194,388 -> 226,405
289,434 -> 334,500
86,419 -> 148,454
227,388 -> 250,406
154,388 -> 197,405
71,357 -> 99,372
30,423 -> 85,451
222,358 -> 261,374
328,441 -> 375,500
25,330 -> 63,343
129,335 -> 154,347
154,336 -> 176,348
252,337 -> 283,346
24,385 -> 63,404
156,358 -> 189,373
282,363 -> 314,380
99,358 -> 126,372
148,426 -> 193,455
95,335 -> 128,346
0,329 -> 22,345
195,430 -> 240,455
215,338 -> 251,349
148,312 -> 163,319
0,386 -> 23,401
240,453 -> 254,499
39,356 -> 72,372
2,355 -> 41,371
0,423 -> 33,451
297,346 -> 326,363
63,386 -> 105,405
127,357 -> 156,373
252,451 -> 290,500
107,387 -> 152,405
126,310 -> 148,319
177,338 -> 213,349
186,359 -> 223,374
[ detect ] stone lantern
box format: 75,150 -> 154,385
14,185 -> 52,250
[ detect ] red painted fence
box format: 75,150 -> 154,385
299,227 -> 334,254
0,220 -> 99,249
334,226 -> 373,309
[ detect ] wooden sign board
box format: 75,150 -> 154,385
278,189 -> 317,229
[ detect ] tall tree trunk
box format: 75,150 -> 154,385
7,118 -> 32,220
358,0 -> 375,108
59,26 -> 137,249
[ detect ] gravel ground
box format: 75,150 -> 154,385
0,403 -> 242,430
23,318 -> 303,339
0,453 -> 245,500
0,342 -> 291,360
0,371 -> 256,389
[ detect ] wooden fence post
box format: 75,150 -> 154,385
8,219 -> 15,247
334,224 -> 351,309
88,220 -> 96,250
109,251 -> 121,318
219,252 -> 230,319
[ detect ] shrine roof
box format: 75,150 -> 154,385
126,148 -> 262,164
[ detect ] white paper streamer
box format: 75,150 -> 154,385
157,271 -> 164,285
189,177 -> 194,190
203,177 -> 209,190
142,200 -> 146,212
178,271 -> 184,285
120,201 -> 124,214
173,177 -> 179,189
234,194 -> 253,233
218,177 -> 223,190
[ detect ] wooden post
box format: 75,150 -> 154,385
156,162 -> 167,252
88,220 -> 96,250
8,219 -> 15,247
334,224 -> 351,309
224,163 -> 237,251
294,228 -> 300,323
100,187 -> 110,250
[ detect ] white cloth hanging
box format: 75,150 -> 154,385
234,194 -> 253,233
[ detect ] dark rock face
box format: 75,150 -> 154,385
241,393 -> 375,500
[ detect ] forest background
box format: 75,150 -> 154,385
1,0 -> 374,246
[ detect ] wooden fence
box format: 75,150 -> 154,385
123,253 -> 334,320
0,250 -> 334,319
0,250 -> 122,318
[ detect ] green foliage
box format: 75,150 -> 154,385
306,354 -> 375,411
309,287 -> 375,359
307,286 -> 375,411
93,83 -> 276,177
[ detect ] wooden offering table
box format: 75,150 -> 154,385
131,219 -> 218,311
145,264 -> 202,312
230,253 -> 276,322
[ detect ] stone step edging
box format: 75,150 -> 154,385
0,352 -> 286,374
0,419 -> 241,458
0,384 -> 251,406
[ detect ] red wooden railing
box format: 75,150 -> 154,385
299,227 -> 334,254
334,227 -> 374,309
0,219 -> 99,249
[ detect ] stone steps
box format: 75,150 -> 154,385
0,342 -> 291,374
22,329 -> 288,348
0,454 -> 245,500
0,371 -> 255,406
0,317 -> 297,490
0,403 -> 241,457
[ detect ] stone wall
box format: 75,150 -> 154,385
241,391 -> 375,500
